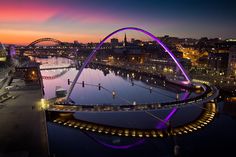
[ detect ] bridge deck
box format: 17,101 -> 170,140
46,102 -> 216,138
47,84 -> 218,113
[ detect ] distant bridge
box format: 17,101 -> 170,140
41,69 -> 70,80
27,38 -> 63,48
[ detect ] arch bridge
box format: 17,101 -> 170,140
27,38 -> 63,48
43,27 -> 219,140
65,27 -> 191,102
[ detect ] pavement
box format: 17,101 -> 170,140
0,80 -> 49,157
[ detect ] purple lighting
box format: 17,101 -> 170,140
156,91 -> 190,129
84,131 -> 145,150
66,27 -> 191,101
96,139 -> 145,149
156,107 -> 177,129
85,91 -> 190,149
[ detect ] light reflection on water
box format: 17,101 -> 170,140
47,102 -> 236,157
41,58 -> 198,105
42,67 -> 182,104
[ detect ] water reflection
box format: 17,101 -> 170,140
41,57 -> 236,156
41,57 -> 199,105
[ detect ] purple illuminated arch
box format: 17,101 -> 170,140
66,27 -> 191,101
156,91 -> 190,129
85,91 -> 190,150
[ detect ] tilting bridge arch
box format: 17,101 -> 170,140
66,27 -> 191,101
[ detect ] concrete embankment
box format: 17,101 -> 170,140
0,67 -> 49,157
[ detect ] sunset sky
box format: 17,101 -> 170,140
0,0 -> 236,45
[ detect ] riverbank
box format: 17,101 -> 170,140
0,64 -> 49,157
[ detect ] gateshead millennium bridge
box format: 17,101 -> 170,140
34,27 -> 219,139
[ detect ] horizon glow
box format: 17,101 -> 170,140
0,0 -> 235,44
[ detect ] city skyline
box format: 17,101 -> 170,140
0,0 -> 236,45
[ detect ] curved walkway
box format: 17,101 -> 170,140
46,102 -> 216,138
47,84 -> 218,112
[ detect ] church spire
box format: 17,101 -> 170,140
124,33 -> 127,47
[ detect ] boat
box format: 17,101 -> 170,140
55,86 -> 67,98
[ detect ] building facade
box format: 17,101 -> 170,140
228,46 -> 236,76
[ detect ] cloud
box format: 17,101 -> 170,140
0,28 -> 97,45
0,3 -> 61,23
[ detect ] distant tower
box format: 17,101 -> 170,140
123,33 -> 128,47
0,42 -> 7,62
9,45 -> 16,57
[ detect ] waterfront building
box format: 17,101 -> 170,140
228,46 -> 236,76
0,42 -> 7,62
